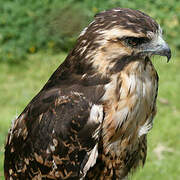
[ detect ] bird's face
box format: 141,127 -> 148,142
77,8 -> 171,75
98,26 -> 171,61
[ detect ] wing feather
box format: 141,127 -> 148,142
4,91 -> 103,179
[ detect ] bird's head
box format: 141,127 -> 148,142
73,8 -> 171,75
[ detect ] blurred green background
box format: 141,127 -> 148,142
0,0 -> 180,179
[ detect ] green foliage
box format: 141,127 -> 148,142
0,0 -> 89,62
0,0 -> 179,62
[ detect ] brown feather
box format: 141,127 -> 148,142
4,7 -> 170,180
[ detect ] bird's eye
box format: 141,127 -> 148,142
124,37 -> 149,47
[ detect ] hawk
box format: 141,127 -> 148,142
4,8 -> 171,179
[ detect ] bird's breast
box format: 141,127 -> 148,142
101,59 -> 158,146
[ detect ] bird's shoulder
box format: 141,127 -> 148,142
5,86 -> 104,179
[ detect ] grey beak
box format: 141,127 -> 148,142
153,41 -> 171,62
143,35 -> 172,62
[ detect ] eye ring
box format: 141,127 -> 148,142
124,37 -> 149,47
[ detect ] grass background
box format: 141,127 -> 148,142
0,51 -> 180,179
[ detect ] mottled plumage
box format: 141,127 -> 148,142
4,8 -> 171,179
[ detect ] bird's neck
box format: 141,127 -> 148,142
101,58 -> 158,149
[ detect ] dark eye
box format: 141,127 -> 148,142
124,37 -> 149,47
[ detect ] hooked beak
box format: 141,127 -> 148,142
143,35 -> 171,62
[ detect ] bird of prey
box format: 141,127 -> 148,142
4,8 -> 171,180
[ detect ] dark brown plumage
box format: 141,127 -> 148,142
4,8 -> 171,179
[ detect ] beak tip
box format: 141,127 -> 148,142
167,57 -> 170,63
166,48 -> 171,63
